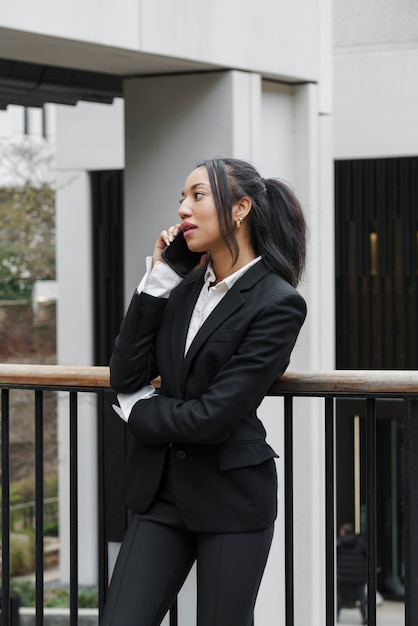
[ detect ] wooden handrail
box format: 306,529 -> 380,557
269,369 -> 418,395
1,364 -> 418,394
0,364 -> 110,388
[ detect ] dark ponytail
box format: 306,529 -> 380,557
200,158 -> 306,287
252,177 -> 306,286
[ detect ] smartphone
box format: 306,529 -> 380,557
162,230 -> 204,277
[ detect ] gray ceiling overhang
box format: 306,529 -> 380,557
0,58 -> 123,109
0,27 -> 220,110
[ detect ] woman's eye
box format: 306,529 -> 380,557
179,192 -> 204,203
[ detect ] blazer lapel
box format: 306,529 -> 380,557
169,269 -> 205,397
181,260 -> 270,390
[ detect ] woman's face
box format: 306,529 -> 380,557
178,165 -> 227,256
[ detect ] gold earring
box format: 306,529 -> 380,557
236,218 -> 243,228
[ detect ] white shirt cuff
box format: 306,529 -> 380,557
137,257 -> 182,298
112,385 -> 157,423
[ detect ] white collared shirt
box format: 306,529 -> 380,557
184,257 -> 261,354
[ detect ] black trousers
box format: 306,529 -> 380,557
100,513 -> 274,626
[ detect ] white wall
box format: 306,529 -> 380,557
139,0 -> 320,80
0,105 -> 24,138
334,51 -> 418,159
56,99 -> 124,170
1,0 -> 320,81
333,0 -> 418,160
0,0 -> 141,50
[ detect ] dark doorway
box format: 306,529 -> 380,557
91,169 -> 124,367
335,157 -> 418,370
335,156 -> 418,599
91,169 -> 128,545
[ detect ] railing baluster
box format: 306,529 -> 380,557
366,397 -> 377,626
97,389 -> 107,619
325,397 -> 335,626
404,396 -> 418,626
169,598 -> 178,626
1,388 -> 11,626
284,395 -> 294,626
35,389 -> 44,626
69,391 -> 79,626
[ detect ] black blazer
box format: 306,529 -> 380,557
110,260 -> 306,533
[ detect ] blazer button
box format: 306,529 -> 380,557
176,449 -> 187,460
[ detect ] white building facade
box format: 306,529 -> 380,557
0,2 -> 334,624
334,0 -> 418,160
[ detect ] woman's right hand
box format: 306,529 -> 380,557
152,224 -> 181,267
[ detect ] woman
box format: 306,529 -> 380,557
102,158 -> 307,626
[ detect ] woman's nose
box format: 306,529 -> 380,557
178,200 -> 192,219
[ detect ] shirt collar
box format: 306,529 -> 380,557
204,256 -> 262,291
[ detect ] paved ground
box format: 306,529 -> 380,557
338,600 -> 404,625
18,568 -> 408,626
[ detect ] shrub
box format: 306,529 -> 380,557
78,587 -> 99,608
44,520 -> 59,537
10,532 -> 36,577
5,474 -> 59,534
10,580 -> 98,609
10,580 -> 36,607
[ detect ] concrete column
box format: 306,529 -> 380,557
258,79 -> 332,625
56,170 -> 98,585
54,99 -> 124,586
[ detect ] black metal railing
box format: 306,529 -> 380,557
1,365 -> 417,625
1,365 -> 109,626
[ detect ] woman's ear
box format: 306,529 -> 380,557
232,196 -> 252,222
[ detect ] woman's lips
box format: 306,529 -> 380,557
182,223 -> 196,236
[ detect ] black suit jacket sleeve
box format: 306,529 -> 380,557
127,288 -> 306,446
110,292 -> 167,393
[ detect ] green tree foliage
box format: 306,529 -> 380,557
0,185 -> 55,300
